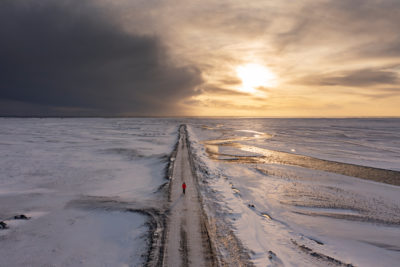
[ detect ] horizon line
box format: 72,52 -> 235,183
1,115 -> 399,119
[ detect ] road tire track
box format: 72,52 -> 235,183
163,125 -> 217,267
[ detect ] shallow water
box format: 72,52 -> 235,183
188,118 -> 400,266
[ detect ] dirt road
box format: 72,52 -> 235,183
162,126 -> 215,267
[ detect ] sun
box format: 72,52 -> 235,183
236,63 -> 277,93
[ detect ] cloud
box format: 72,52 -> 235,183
341,87 -> 400,100
198,85 -> 250,96
0,0 -> 202,116
298,68 -> 400,87
273,0 -> 400,52
1,0 -> 399,117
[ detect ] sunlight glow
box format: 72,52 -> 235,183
236,63 -> 277,93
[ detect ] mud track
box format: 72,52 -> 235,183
162,125 -> 218,267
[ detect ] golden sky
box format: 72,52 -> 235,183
119,0 -> 400,117
1,0 -> 399,117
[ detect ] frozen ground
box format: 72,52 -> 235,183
1,118 -> 399,267
186,118 -> 400,267
188,118 -> 400,171
0,118 -> 179,267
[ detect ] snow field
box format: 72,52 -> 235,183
0,118 -> 178,267
187,120 -> 400,267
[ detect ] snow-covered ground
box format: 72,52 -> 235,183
187,118 -> 400,267
1,118 -> 399,266
188,118 -> 400,171
0,118 -> 178,266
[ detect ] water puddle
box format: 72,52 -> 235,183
204,139 -> 400,186
294,207 -> 361,216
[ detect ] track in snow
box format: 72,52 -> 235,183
162,125 -> 217,267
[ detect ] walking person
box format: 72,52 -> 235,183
182,182 -> 186,195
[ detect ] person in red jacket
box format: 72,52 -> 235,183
182,182 -> 187,195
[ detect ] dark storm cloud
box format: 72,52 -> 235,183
299,68 -> 400,87
0,0 -> 202,116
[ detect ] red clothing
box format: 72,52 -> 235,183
182,183 -> 186,189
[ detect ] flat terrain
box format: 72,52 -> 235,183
163,126 -> 214,267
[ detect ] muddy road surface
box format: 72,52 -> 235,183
162,126 -> 217,267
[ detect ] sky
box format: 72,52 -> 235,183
0,0 -> 399,117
